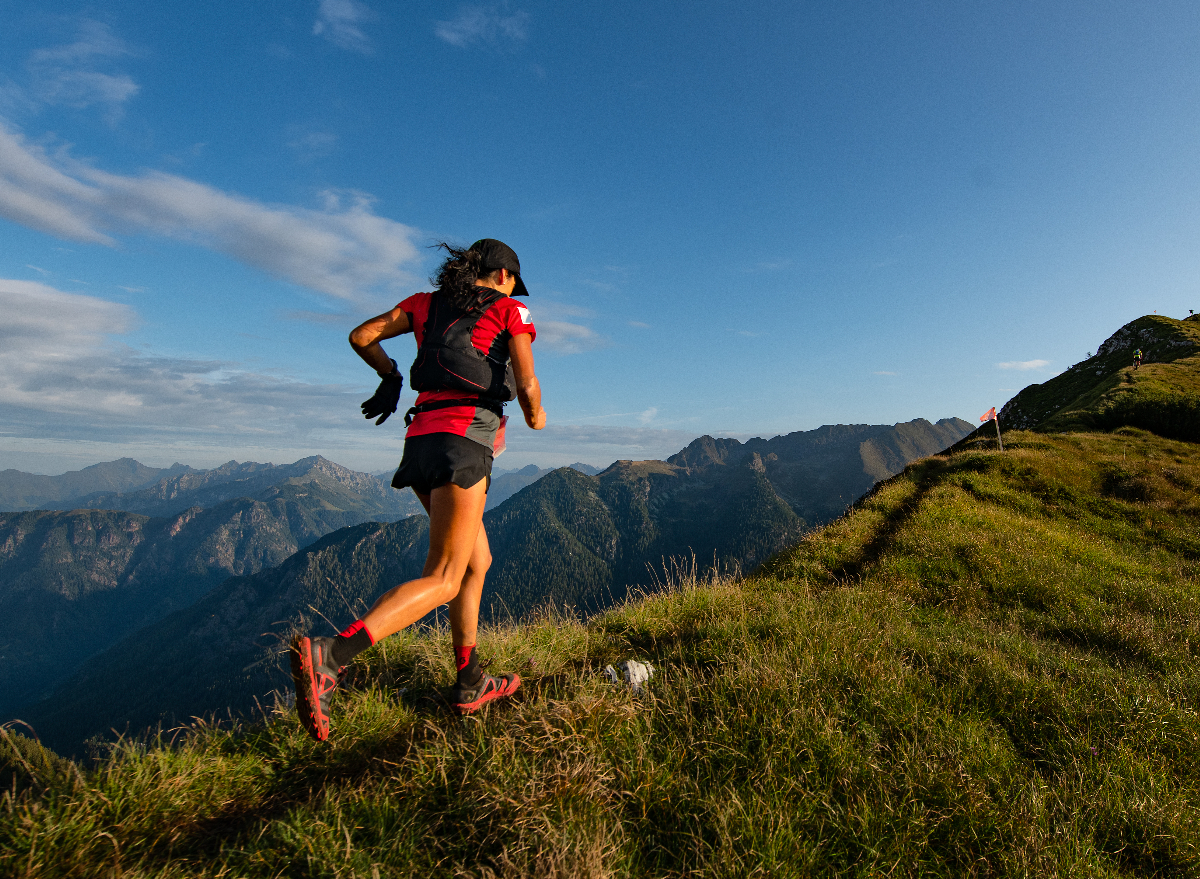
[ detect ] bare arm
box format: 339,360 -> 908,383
349,306 -> 412,375
508,333 -> 545,430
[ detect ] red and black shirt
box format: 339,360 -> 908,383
397,292 -> 536,451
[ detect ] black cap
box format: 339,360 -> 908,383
471,238 -> 529,297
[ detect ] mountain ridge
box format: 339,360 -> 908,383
41,454 -> 423,520
0,458 -> 194,512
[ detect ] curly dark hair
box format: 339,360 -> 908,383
429,242 -> 502,314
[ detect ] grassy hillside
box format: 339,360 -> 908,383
4,426 -> 1197,877
994,314 -> 1200,438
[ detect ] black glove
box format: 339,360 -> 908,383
361,361 -> 403,425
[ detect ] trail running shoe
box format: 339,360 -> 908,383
291,635 -> 341,741
450,672 -> 521,715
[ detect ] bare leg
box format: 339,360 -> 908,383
361,479 -> 488,640
448,523 -> 491,647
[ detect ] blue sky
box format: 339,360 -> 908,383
2,1 -> 1199,475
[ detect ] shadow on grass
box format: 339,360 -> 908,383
828,458 -> 947,583
1040,622 -> 1167,674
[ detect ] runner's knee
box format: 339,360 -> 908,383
469,549 -> 493,577
437,575 -> 463,603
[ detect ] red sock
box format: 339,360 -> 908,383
339,620 -> 375,643
455,644 -> 480,686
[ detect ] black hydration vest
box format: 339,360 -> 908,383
409,288 -> 517,404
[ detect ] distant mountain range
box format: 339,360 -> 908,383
38,455 -> 423,520
12,417 -> 972,753
0,458 -> 194,512
0,456 -> 423,716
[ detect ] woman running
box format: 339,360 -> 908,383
291,239 -> 545,741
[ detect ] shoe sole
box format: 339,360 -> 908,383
290,636 -> 330,741
454,673 -> 521,715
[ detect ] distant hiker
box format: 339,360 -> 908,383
1133,348 -> 1143,370
291,239 -> 545,741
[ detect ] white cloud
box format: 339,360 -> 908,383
0,280 -> 359,445
313,0 -> 375,53
873,371 -> 896,376
996,359 -> 1050,371
637,407 -> 658,425
522,300 -> 604,354
0,122 -> 422,302
535,319 -> 603,354
26,21 -> 139,119
435,5 -> 529,48
0,279 -> 134,344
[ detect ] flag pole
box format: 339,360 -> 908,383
980,406 -> 1004,452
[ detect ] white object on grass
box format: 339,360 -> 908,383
604,659 -> 655,693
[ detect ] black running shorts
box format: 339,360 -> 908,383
391,433 -> 493,495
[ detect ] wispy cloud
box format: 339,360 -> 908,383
435,5 -> 529,48
287,130 -> 340,162
628,320 -> 650,329
0,122 -> 421,302
528,300 -> 604,354
536,320 -> 603,354
997,359 -> 1050,371
0,280 -> 358,444
313,0 -> 375,53
25,20 -> 139,121
873,370 -> 896,376
747,259 -> 792,272
637,407 -> 658,425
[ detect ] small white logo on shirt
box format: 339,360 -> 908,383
516,305 -> 532,324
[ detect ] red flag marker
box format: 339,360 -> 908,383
979,407 -> 1003,450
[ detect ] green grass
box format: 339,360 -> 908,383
3,429 -> 1199,877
